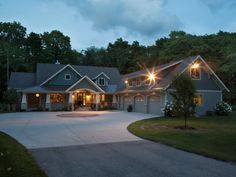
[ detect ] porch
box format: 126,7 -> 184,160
20,90 -> 116,111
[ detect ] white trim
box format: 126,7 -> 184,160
164,55 -> 230,92
197,55 -> 229,92
65,75 -> 104,93
93,72 -> 110,80
168,89 -> 222,93
40,64 -> 82,86
64,74 -> 71,80
124,60 -> 183,80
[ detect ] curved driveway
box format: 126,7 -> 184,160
1,111 -> 236,177
0,111 -> 152,149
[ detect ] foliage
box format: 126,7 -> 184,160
0,103 -> 8,112
163,102 -> 175,117
170,74 -> 196,128
127,105 -> 133,112
0,131 -> 48,177
215,102 -> 232,116
3,89 -> 18,105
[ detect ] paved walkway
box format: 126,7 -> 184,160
0,111 -> 154,148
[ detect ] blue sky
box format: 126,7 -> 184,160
0,0 -> 236,50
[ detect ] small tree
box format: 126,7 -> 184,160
3,89 -> 19,111
170,74 -> 196,128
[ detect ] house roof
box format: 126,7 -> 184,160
9,55 -> 229,93
9,72 -> 36,89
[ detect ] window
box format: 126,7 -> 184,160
132,80 -> 136,87
190,67 -> 201,80
194,94 -> 203,106
50,94 -> 64,103
137,79 -> 141,86
65,74 -> 71,80
145,79 -> 150,85
98,78 -> 105,86
128,80 -> 132,87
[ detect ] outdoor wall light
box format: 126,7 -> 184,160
124,80 -> 128,84
191,63 -> 200,69
148,73 -> 156,81
35,93 -> 40,97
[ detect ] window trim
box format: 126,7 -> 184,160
194,93 -> 204,107
190,67 -> 201,80
98,78 -> 106,86
65,74 -> 71,80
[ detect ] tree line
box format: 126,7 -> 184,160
0,22 -> 235,104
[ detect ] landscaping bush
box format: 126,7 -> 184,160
163,102 -> 175,117
100,105 -> 116,110
0,103 -> 8,112
127,104 -> 133,112
215,101 -> 232,116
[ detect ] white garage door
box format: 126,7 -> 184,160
134,96 -> 145,113
148,95 -> 161,115
123,96 -> 132,111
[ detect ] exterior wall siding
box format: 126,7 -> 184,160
46,67 -> 81,86
69,79 -> 101,92
166,90 -> 222,115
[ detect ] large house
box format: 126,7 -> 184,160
8,55 -> 229,115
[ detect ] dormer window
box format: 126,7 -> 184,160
98,78 -> 105,86
190,63 -> 201,80
128,80 -> 132,87
65,74 -> 71,80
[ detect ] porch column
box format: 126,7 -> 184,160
45,93 -> 51,111
95,93 -> 100,111
21,93 -> 27,110
68,93 -> 74,111
112,94 -> 117,108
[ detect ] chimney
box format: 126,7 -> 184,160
55,60 -> 60,64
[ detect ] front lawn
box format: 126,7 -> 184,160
0,131 -> 47,177
128,112 -> 236,162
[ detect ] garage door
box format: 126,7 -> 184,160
148,95 -> 161,115
123,96 -> 132,111
134,96 -> 145,113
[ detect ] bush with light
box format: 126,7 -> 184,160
215,101 -> 232,116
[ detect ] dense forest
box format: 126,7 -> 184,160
0,22 -> 235,104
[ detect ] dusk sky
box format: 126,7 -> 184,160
1,0 -> 236,50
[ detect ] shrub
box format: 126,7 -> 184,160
0,103 -> 8,112
127,105 -> 133,112
163,102 -> 175,117
215,102 -> 232,116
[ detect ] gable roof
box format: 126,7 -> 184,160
93,72 -> 111,80
40,64 -> 82,86
66,75 -> 105,93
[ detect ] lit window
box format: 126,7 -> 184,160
50,94 -> 64,103
194,94 -> 203,106
65,74 -> 71,80
98,78 -> 105,86
190,65 -> 201,80
101,94 -> 105,101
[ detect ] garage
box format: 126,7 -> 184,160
147,95 -> 162,115
134,95 -> 145,113
123,96 -> 132,111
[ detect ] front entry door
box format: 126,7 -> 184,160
76,92 -> 85,106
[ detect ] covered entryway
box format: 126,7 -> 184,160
147,95 -> 162,115
134,95 -> 145,113
123,96 -> 132,111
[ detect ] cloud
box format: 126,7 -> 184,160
64,0 -> 182,37
200,0 -> 236,12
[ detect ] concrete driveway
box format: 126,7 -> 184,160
1,111 -> 236,177
0,111 -> 154,149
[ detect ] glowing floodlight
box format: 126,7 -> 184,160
148,73 -> 156,81
191,63 -> 199,69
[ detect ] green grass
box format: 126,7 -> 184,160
128,112 -> 236,162
0,131 -> 48,177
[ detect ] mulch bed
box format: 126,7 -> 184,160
57,113 -> 99,118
